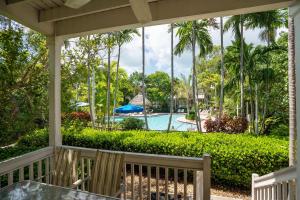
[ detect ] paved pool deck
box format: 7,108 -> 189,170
211,195 -> 244,200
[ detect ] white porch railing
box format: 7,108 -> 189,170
0,145 -> 211,200
252,166 -> 296,200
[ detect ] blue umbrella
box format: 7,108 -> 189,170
114,104 -> 144,114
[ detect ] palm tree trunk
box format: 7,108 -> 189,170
167,24 -> 174,132
112,45 -> 121,123
92,68 -> 97,121
106,33 -> 111,130
192,21 -> 201,132
219,16 -> 225,119
255,83 -> 259,135
288,15 -> 296,166
142,27 -> 149,130
261,33 -> 271,133
87,36 -> 96,128
75,83 -> 79,112
195,72 -> 202,132
249,82 -> 254,133
240,15 -> 244,117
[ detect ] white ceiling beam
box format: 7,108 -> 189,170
0,0 -> 53,35
39,0 -> 130,22
55,0 -> 292,39
54,6 -> 139,38
149,0 -> 293,24
129,0 -> 152,23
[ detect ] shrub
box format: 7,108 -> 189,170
62,112 -> 91,122
17,129 -> 48,148
185,111 -> 196,120
0,146 -> 39,162
270,124 -> 289,137
17,128 -> 288,189
119,117 -> 145,130
204,115 -> 248,133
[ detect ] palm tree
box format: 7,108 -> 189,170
167,24 -> 174,132
83,35 -> 97,128
224,15 -> 245,117
112,29 -> 140,123
142,27 -> 149,130
245,10 -> 287,130
174,19 -> 215,132
225,40 -> 281,134
219,16 -> 225,119
192,23 -> 201,132
105,33 -> 115,130
288,12 -> 296,166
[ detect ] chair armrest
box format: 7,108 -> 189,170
71,176 -> 91,189
35,170 -> 54,182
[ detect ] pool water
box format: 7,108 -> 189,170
115,114 -> 196,131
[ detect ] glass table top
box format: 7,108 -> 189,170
0,180 -> 118,200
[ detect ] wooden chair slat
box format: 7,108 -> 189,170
89,150 -> 124,197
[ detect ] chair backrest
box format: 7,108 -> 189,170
52,147 -> 81,187
90,150 -> 124,196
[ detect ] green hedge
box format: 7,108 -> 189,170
0,146 -> 39,162
16,128 -> 288,189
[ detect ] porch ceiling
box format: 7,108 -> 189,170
0,0 -> 294,39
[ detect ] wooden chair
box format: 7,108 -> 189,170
51,147 -> 81,187
35,147 -> 81,188
89,150 -> 125,197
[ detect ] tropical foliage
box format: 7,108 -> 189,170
15,128 -> 288,189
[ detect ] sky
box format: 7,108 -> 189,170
108,17 -> 286,77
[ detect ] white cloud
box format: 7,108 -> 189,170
118,17 -> 287,77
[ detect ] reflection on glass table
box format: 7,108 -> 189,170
0,180 -> 119,200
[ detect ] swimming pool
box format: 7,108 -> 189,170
114,114 -> 196,131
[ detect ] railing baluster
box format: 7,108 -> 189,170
264,187 -> 268,200
174,168 -> 178,200
283,182 -> 288,200
147,165 -> 151,200
49,156 -> 54,184
184,169 -> 187,200
277,183 -> 282,200
45,158 -> 50,184
131,163 -> 134,200
193,170 -> 197,200
165,167 -> 168,200
268,186 -> 272,200
156,166 -> 159,200
139,165 -> 143,200
272,185 -> 277,200
123,163 -> 127,200
8,172 -> 13,185
81,158 -> 85,191
198,170 -> 204,200
29,163 -> 34,180
38,160 -> 42,182
19,167 -> 24,182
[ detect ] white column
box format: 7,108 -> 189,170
47,36 -> 63,146
292,2 -> 300,199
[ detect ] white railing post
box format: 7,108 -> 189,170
252,173 -> 259,200
289,1 -> 300,199
47,36 -> 63,146
203,154 -> 211,200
